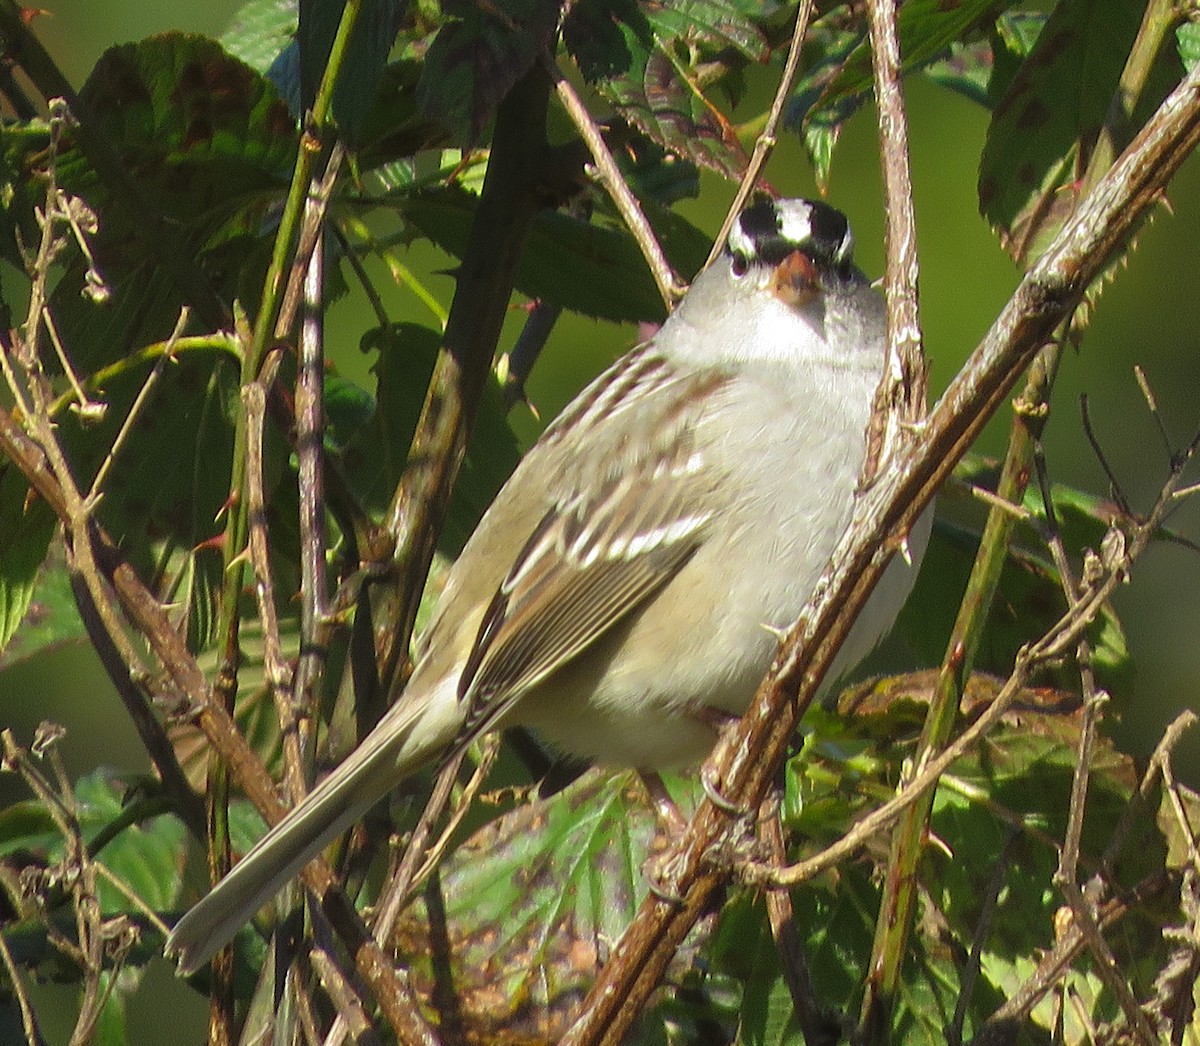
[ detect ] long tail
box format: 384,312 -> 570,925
165,682 -> 461,975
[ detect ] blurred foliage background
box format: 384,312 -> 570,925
4,2 -> 1200,1041
11,0 -> 1199,788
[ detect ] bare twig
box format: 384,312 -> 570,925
949,828 -> 1022,1046
1135,363 -> 1177,460
1058,877 -> 1158,1044
745,436 -> 1196,1042
564,56 -> 1200,1045
1035,440 -> 1102,888
862,0 -> 927,489
292,190 -> 334,773
0,929 -> 40,1045
1038,399 -> 1184,1045
408,737 -> 501,895
978,870 -> 1173,1036
501,300 -> 562,412
4,121 -> 205,840
277,142 -> 346,344
758,791 -> 836,1046
1081,393 -> 1132,515
1155,713 -> 1200,868
88,307 -> 190,502
91,862 -> 171,940
39,295 -> 101,421
310,947 -> 381,1045
857,0 -> 927,1030
0,729 -> 115,1045
707,0 -> 817,269
243,361 -> 303,792
550,65 -> 685,304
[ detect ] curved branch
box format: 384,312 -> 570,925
563,56 -> 1200,1046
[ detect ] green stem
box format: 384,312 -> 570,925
47,335 -> 240,418
204,0 -> 365,993
859,4 -> 1182,1037
860,345 -> 1060,1040
214,0 -> 366,700
1084,0 -> 1179,196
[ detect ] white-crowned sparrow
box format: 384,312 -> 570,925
166,196 -> 929,974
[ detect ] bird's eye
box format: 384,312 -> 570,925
730,251 -> 750,277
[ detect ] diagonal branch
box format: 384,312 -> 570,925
563,55 -> 1200,1046
377,63 -> 553,702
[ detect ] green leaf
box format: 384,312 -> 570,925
818,0 -> 1009,107
0,799 -> 58,858
53,353 -> 243,650
323,372 -> 378,450
346,322 -> 522,552
923,8 -> 1049,112
781,702 -> 1163,1041
563,0 -> 767,179
979,0 -> 1181,266
612,130 -> 701,207
95,972 -> 129,1046
636,0 -> 774,60
0,122 -> 49,271
0,463 -> 57,654
393,769 -> 709,1038
66,33 -> 298,248
180,544 -> 225,655
75,772 -> 188,914
1179,21 -> 1200,72
400,186 -> 710,323
926,725 -> 1156,1041
791,7 -> 1040,187
785,23 -> 860,191
228,799 -> 270,858
986,11 -> 1049,106
221,0 -> 299,74
416,0 -> 560,143
923,37 -> 995,108
0,769 -> 185,915
17,34 -> 297,368
351,57 -> 449,171
299,0 -> 403,143
710,895 -> 806,1045
0,542 -> 87,672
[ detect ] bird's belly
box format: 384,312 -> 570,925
512,502 -> 930,771
512,522 -> 828,769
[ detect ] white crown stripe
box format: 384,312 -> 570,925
775,207 -> 814,248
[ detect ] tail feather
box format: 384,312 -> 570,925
166,682 -> 461,975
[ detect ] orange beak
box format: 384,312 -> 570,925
770,249 -> 820,308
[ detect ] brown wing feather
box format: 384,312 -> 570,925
453,366 -> 731,741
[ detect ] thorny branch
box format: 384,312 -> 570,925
2,727 -> 139,1046
0,101 -> 436,1046
740,422 -> 1198,897
564,50 -> 1200,1046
